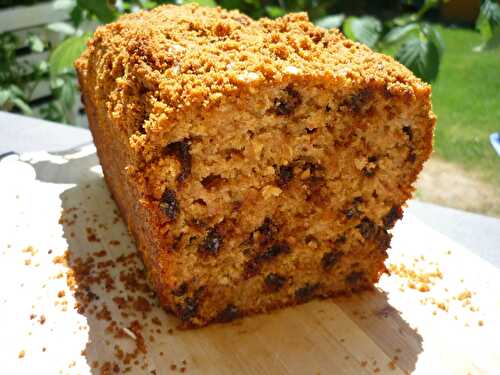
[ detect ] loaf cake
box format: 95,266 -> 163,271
75,4 -> 435,327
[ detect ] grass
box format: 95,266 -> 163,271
430,25 -> 500,186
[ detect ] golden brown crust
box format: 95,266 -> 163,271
75,4 -> 428,135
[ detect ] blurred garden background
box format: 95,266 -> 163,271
1,0 -> 499,216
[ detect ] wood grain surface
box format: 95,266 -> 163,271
1,145 -> 499,375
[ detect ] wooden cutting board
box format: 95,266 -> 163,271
1,145 -> 499,375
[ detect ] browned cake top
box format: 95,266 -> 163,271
76,4 -> 427,121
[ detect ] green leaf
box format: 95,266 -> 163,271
47,22 -> 77,35
395,34 -> 440,82
343,16 -> 382,48
11,97 -> 33,115
383,23 -> 419,45
265,6 -> 286,19
49,35 -> 89,77
475,0 -> 500,49
0,90 -> 10,107
27,35 -> 45,53
142,1 -> 158,9
76,0 -> 117,23
478,0 -> 500,29
421,24 -> 444,58
182,0 -> 217,7
8,84 -> 26,99
315,14 -> 345,29
476,25 -> 500,51
70,5 -> 84,26
390,13 -> 419,27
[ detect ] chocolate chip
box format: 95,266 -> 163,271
345,208 -> 359,220
295,283 -> 319,302
321,251 -> 344,271
353,196 -> 364,204
375,228 -> 392,250
407,150 -> 417,163
172,282 -> 188,297
264,273 -> 286,292
199,228 -> 223,256
346,88 -> 373,113
303,162 -> 324,176
335,235 -> 347,245
164,140 -> 192,183
276,165 -> 294,187
178,297 -> 198,321
357,218 -> 375,239
160,188 -> 179,220
243,259 -> 260,279
216,304 -> 240,323
383,206 -> 403,229
345,197 -> 363,219
275,86 -> 301,115
346,271 -> 364,285
260,242 -> 290,260
362,168 -> 376,177
402,126 -> 413,141
244,241 -> 291,279
201,174 -> 227,190
256,217 -> 279,247
367,155 -> 378,163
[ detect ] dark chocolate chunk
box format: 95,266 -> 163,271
368,155 -> 378,163
216,304 -> 240,323
295,283 -> 319,302
345,197 -> 363,219
243,259 -> 260,279
321,251 -> 344,271
264,273 -> 287,292
201,174 -> 227,190
353,196 -> 364,204
345,208 -> 359,220
172,282 -> 188,297
357,218 -> 376,239
164,140 -> 192,183
178,297 -> 198,321
383,206 -> 403,229
375,228 -> 392,250
407,150 -> 417,162
276,165 -> 294,187
346,271 -> 364,285
303,162 -> 324,176
275,86 -> 302,115
256,217 -> 279,247
346,88 -> 373,113
160,188 -> 179,220
402,125 -> 413,141
198,228 -> 223,256
335,235 -> 347,245
362,168 -> 376,177
260,242 -> 290,260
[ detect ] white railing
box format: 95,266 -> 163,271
1,1 -> 90,127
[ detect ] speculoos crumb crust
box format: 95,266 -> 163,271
76,4 -> 435,327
